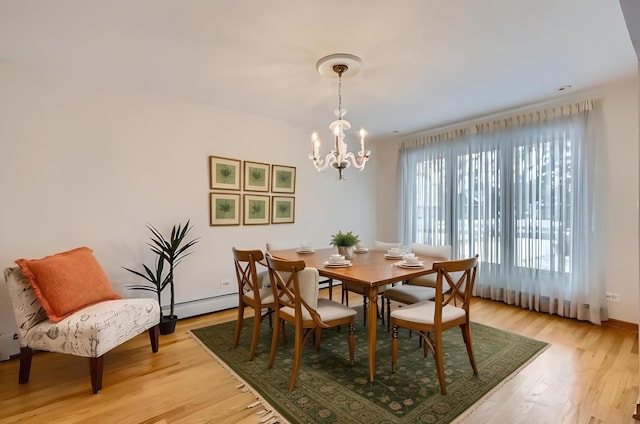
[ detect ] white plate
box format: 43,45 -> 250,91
354,248 -> 368,253
324,261 -> 352,268
396,261 -> 424,268
296,249 -> 316,254
384,253 -> 403,259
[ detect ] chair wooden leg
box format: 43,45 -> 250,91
233,303 -> 245,348
380,294 -> 385,326
89,356 -> 104,394
327,278 -> 334,300
461,323 -> 478,374
391,324 -> 398,373
288,323 -> 304,391
347,322 -> 355,366
268,316 -> 281,369
148,325 -> 160,353
433,331 -> 446,395
249,312 -> 261,360
315,327 -> 323,351
362,295 -> 368,326
18,347 -> 32,384
386,298 -> 391,332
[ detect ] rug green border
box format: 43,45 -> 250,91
190,314 -> 548,424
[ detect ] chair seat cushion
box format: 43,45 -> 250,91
15,247 -> 122,322
281,299 -> 356,322
390,299 -> 465,324
385,285 -> 436,304
22,298 -> 160,357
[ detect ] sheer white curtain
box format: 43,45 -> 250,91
398,101 -> 607,324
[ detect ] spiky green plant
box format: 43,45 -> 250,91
125,220 -> 199,318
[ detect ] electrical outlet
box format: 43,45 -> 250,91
220,280 -> 231,288
606,292 -> 621,303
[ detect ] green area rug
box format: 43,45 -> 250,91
190,309 -> 548,424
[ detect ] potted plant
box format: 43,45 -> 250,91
125,220 -> 199,335
329,230 -> 361,259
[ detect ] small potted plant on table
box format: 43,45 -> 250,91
125,220 -> 199,335
329,230 -> 361,260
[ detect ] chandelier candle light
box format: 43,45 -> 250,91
309,53 -> 370,180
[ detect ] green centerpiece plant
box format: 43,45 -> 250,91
329,230 -> 360,259
124,220 -> 199,335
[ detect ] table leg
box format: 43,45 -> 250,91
367,286 -> 378,382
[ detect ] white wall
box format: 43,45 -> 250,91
372,75 -> 640,323
0,63 -> 377,319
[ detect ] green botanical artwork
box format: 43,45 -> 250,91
249,167 -> 266,186
215,198 -> 235,219
216,164 -> 236,184
275,170 -> 292,188
248,199 -> 265,219
275,200 -> 291,218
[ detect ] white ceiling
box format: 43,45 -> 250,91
0,1 -> 637,141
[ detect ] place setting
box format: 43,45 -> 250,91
384,246 -> 405,259
296,244 -> 316,254
394,253 -> 424,268
323,253 -> 352,268
353,242 -> 368,253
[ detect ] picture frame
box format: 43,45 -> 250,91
210,192 -> 241,226
243,161 -> 270,192
210,156 -> 241,190
271,196 -> 295,224
271,164 -> 296,193
243,194 -> 270,225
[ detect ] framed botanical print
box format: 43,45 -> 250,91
271,196 -> 295,224
243,194 -> 270,225
210,192 -> 241,226
210,156 -> 241,190
243,161 -> 270,192
271,164 -> 296,193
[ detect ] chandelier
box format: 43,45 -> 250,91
309,53 -> 370,180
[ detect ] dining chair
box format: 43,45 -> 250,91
265,254 -> 356,391
266,240 -> 336,300
384,244 -> 451,330
232,247 -> 275,360
390,255 -> 479,395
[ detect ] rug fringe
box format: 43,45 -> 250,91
451,343 -> 551,423
187,330 -> 290,424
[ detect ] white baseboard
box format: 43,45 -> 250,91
168,293 -> 238,319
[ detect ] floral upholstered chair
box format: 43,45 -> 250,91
3,246 -> 161,394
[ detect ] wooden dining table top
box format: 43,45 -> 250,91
267,247 -> 437,287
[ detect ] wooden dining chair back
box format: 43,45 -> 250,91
265,254 -> 356,391
390,255 -> 479,395
232,247 -> 274,360
266,240 -> 336,300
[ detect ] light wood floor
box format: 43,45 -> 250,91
0,291 -> 638,424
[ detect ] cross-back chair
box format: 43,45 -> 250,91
390,255 -> 479,395
266,240 -> 336,300
265,254 -> 356,391
232,247 -> 275,360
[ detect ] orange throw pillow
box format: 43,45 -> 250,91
15,246 -> 122,322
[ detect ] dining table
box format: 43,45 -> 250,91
266,247 -> 437,383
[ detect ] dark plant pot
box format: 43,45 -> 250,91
159,315 -> 178,335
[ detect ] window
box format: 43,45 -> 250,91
398,103 -> 605,323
